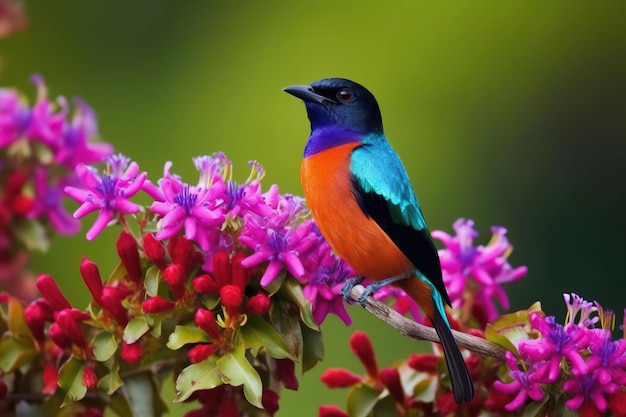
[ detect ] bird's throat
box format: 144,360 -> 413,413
303,127 -> 363,158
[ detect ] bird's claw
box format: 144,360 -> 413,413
340,276 -> 364,301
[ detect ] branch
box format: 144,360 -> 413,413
347,284 -> 507,359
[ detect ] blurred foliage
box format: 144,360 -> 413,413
2,1 -> 625,415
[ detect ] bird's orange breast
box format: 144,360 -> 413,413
301,143 -> 413,281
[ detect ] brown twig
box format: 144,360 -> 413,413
348,284 -> 507,359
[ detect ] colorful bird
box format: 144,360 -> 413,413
284,78 -> 474,404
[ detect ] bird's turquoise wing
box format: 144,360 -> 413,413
349,137 -> 450,305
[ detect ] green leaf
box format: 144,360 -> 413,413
346,384 -> 380,417
278,278 -> 318,330
8,297 -> 32,337
98,357 -> 124,395
93,331 -> 119,362
0,335 -> 37,373
167,325 -> 210,350
175,356 -> 222,402
372,395 -> 397,417
301,324 -> 324,373
270,299 -> 303,360
123,316 -> 150,344
14,218 -> 49,252
120,373 -> 157,417
144,266 -> 161,297
58,356 -> 87,406
200,294 -> 221,311
217,345 -> 263,408
240,315 -> 295,360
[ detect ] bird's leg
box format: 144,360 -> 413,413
340,276 -> 364,301
358,274 -> 410,306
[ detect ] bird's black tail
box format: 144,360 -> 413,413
432,308 -> 475,404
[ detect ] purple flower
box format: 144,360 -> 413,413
23,74 -> 67,148
304,282 -> 351,325
0,88 -> 29,147
303,242 -> 354,325
28,169 -> 80,235
54,98 -> 113,169
493,351 -> 545,411
432,218 -> 527,323
64,155 -> 146,240
564,293 -> 598,327
240,193 -> 318,287
563,374 -> 617,412
149,160 -> 225,251
519,314 -> 590,382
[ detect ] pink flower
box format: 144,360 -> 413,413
149,160 -> 225,251
432,218 -> 527,323
64,154 -> 146,240
493,352 -> 544,411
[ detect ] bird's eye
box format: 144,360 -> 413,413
336,88 -> 353,103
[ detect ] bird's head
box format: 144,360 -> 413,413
284,78 -> 383,135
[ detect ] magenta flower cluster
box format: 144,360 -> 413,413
374,218 -> 527,325
494,293 -> 626,414
65,151 -> 355,325
0,75 -> 113,236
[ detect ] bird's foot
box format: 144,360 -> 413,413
358,274 -> 410,306
340,276 -> 364,301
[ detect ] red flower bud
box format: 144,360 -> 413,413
142,296 -> 175,313
245,293 -> 270,316
121,341 -> 142,365
143,233 -> 167,270
320,368 -> 361,388
219,395 -> 239,417
43,362 -> 57,394
407,353 -> 440,374
168,236 -> 197,273
379,367 -> 405,405
25,299 -> 54,343
80,257 -> 103,303
49,322 -> 71,349
231,250 -> 250,290
192,273 -> 219,295
116,232 -> 142,284
318,405 -> 349,417
349,331 -> 378,379
220,285 -> 243,316
36,274 -> 71,311
164,263 -> 186,299
100,285 -> 131,325
10,194 -> 33,216
435,392 -> 459,415
262,389 -> 280,416
55,309 -> 86,348
82,362 -> 98,389
187,343 -> 219,363
608,391 -> 626,417
212,249 -> 231,287
275,358 -> 299,390
195,309 -> 222,342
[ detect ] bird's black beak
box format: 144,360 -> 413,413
283,85 -> 336,104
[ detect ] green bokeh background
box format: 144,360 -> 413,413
2,2 -> 626,415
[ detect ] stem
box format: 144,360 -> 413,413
347,284 -> 507,359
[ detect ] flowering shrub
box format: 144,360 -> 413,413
0,78 -> 625,417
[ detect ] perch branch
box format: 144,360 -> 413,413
347,284 -> 507,359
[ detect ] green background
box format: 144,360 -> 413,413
2,2 -> 626,415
